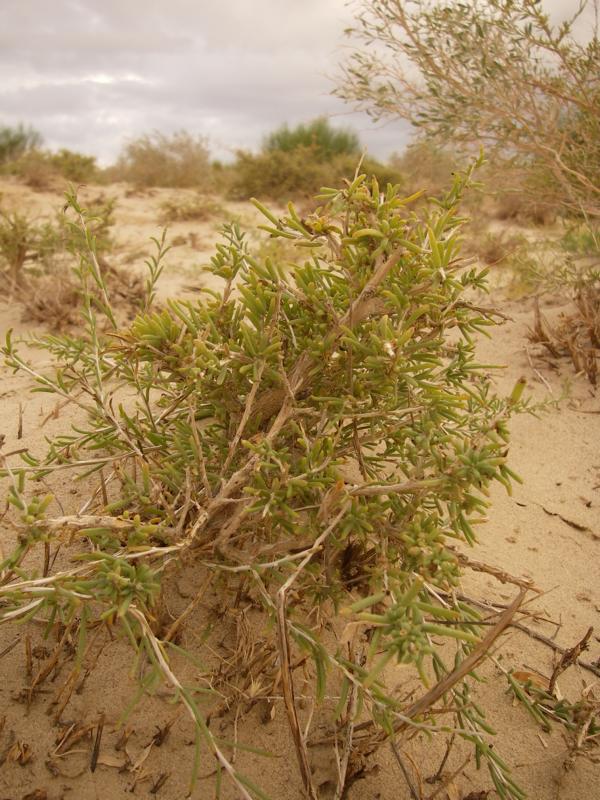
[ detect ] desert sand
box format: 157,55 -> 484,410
0,179 -> 598,800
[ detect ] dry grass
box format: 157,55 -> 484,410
109,130 -> 214,189
529,288 -> 600,386
158,194 -> 224,225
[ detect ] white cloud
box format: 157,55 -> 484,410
0,0 -> 411,162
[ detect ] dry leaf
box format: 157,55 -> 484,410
8,740 -> 33,766
339,621 -> 364,648
97,753 -> 127,769
445,780 -> 460,800
512,670 -> 549,690
131,742 -> 154,772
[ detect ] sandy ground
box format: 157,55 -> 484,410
0,179 -> 598,800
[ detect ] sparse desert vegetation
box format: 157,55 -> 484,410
0,2 -> 599,800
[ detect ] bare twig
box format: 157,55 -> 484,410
276,506 -> 349,800
390,740 -> 422,799
549,626 -> 594,694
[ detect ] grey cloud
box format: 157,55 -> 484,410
0,0 -> 412,162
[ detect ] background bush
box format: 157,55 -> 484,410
1,136 -> 99,190
229,118 -> 402,201
0,123 -> 42,165
110,129 -> 213,189
264,116 -> 360,160
337,0 -> 600,221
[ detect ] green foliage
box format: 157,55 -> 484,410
60,194 -> 116,257
264,117 -> 360,161
0,210 -> 61,286
1,168 -> 533,798
338,0 -> 600,219
0,194 -> 116,329
229,147 -> 402,201
0,123 -> 42,165
561,223 -> 600,257
49,148 -> 98,182
111,130 -> 213,188
2,149 -> 59,191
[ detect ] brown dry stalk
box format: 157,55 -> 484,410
351,588 -> 528,747
163,574 -> 214,643
128,607 -> 255,800
276,598 -> 318,800
399,588 -> 527,729
90,712 -> 105,773
275,506 -> 349,800
447,547 -> 541,592
548,626 -> 594,695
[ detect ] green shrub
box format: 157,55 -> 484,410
561,224 -> 600,257
0,194 -> 116,327
264,117 -> 360,160
3,149 -> 59,191
111,130 -> 213,188
2,147 -> 99,189
0,123 -> 42,165
49,148 -> 98,182
229,146 -> 402,201
0,165 -> 537,799
0,210 -> 61,286
228,146 -> 332,201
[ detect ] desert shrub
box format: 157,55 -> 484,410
0,166 -> 546,799
0,123 -> 42,165
392,141 -> 558,224
337,0 -> 600,220
2,147 -> 99,189
112,130 -> 213,189
48,148 -> 98,182
230,116 -> 401,201
0,195 -> 140,329
340,153 -> 403,189
463,223 -> 528,268
390,140 -> 458,199
4,149 -> 60,191
0,210 -> 61,287
529,256 -> 600,385
487,169 -> 559,227
158,193 -> 224,224
229,146 -> 402,201
264,117 -> 360,160
228,146 -> 333,200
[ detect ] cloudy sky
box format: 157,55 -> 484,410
0,0 -> 592,165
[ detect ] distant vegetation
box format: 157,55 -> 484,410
228,117 -> 402,201
0,123 -> 42,165
337,0 -> 600,221
108,129 -> 213,189
263,116 -> 360,160
0,124 -> 99,189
